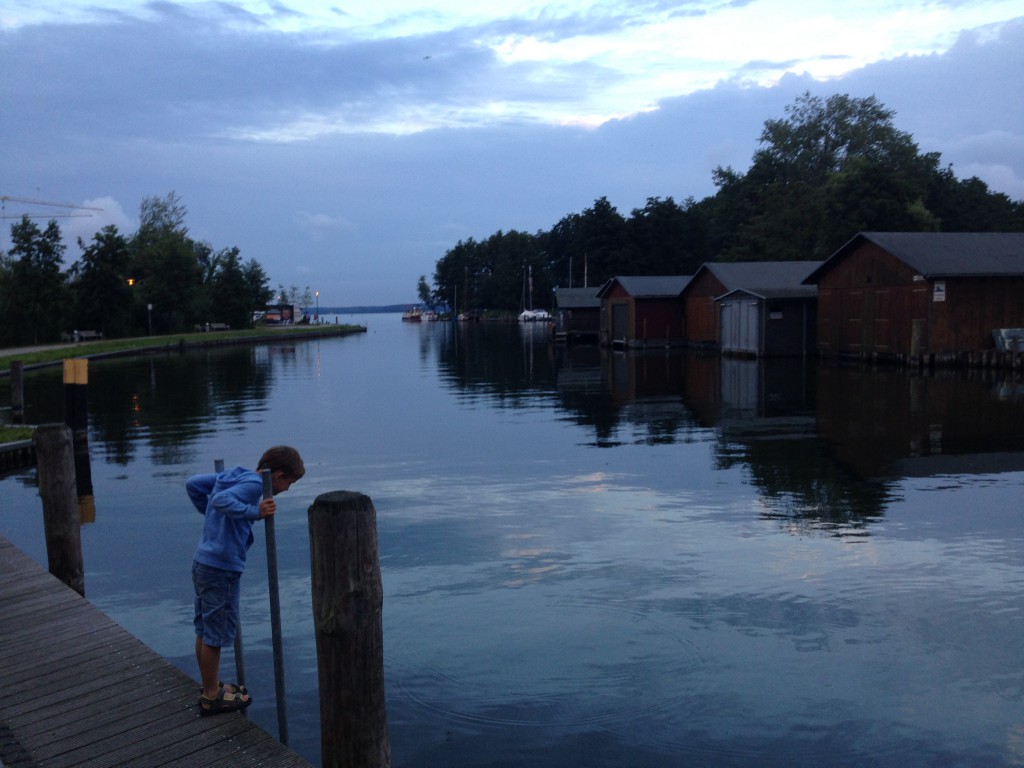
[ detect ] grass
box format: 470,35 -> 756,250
0,425 -> 34,442
0,324 -> 364,370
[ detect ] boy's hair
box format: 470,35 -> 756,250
257,445 -> 305,480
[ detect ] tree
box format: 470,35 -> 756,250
69,225 -> 134,338
129,193 -> 203,333
626,196 -> 709,276
417,275 -> 434,309
208,247 -> 252,329
0,217 -> 68,344
754,93 -> 921,179
711,92 -> 945,260
423,91 -> 1023,308
242,259 -> 272,312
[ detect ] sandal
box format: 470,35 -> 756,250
221,681 -> 248,696
197,681 -> 248,697
198,685 -> 252,716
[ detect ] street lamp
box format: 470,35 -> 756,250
315,291 -> 319,323
147,303 -> 153,336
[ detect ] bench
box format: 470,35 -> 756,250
194,323 -> 232,332
63,330 -> 103,342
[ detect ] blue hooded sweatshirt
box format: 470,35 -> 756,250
188,466 -> 264,573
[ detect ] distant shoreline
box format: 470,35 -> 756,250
321,305 -> 421,314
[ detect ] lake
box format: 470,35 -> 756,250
2,315 -> 1023,767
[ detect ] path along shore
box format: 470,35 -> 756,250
0,324 -> 366,375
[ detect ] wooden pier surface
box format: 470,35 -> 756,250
0,535 -> 314,768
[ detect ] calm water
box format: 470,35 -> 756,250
3,316 -> 1024,767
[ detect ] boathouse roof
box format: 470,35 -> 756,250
554,286 -> 601,309
597,275 -> 692,299
690,260 -> 822,299
804,232 -> 1024,284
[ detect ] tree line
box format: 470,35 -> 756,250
422,92 -> 1024,314
0,192 -> 290,346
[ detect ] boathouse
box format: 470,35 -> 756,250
554,287 -> 601,343
802,232 -> 1024,360
716,285 -> 818,357
597,275 -> 691,348
681,261 -> 822,350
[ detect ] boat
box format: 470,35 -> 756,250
518,309 -> 551,322
402,307 -> 423,322
518,266 -> 550,322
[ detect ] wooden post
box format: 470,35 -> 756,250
10,361 -> 24,424
63,358 -> 95,524
32,423 -> 85,596
308,491 -> 390,768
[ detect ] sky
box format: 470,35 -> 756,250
2,0 -> 1022,306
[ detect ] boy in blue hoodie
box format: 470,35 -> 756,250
187,445 -> 305,716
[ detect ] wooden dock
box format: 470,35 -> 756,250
0,535 -> 314,768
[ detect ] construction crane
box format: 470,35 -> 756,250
0,194 -> 104,220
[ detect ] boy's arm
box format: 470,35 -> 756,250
210,478 -> 264,521
186,474 -> 217,515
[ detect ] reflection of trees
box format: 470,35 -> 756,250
83,347 -> 273,464
710,358 -> 896,528
433,325 -> 705,446
433,326 -> 1024,533
434,323 -> 559,406
716,432 -> 894,531
432,327 -> 1024,533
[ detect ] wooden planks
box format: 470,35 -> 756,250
0,536 -> 313,768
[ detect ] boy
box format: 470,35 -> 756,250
187,445 -> 305,716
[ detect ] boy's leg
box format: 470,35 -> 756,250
198,641 -> 222,699
193,562 -> 247,701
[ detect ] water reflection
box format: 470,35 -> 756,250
14,346 -> 279,465
428,323 -> 1024,529
8,327 -> 1024,530
4,319 -> 1023,768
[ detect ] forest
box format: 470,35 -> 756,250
420,92 -> 1024,314
0,193 -> 311,347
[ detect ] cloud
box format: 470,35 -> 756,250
2,3 -> 1021,304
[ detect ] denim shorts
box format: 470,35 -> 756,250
192,561 -> 242,647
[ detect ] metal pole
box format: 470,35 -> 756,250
262,469 -> 288,745
214,459 -> 246,690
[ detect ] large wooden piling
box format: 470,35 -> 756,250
63,358 -> 95,523
32,423 -> 85,596
308,491 -> 390,768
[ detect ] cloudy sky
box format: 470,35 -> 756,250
2,0 -> 1022,306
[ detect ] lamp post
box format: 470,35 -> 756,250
147,303 -> 153,336
315,291 -> 319,323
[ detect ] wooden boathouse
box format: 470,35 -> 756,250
598,276 -> 691,349
553,287 -> 601,343
681,261 -> 822,351
803,232 -> 1024,362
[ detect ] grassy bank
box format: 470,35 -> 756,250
0,425 -> 33,442
0,324 -> 365,372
